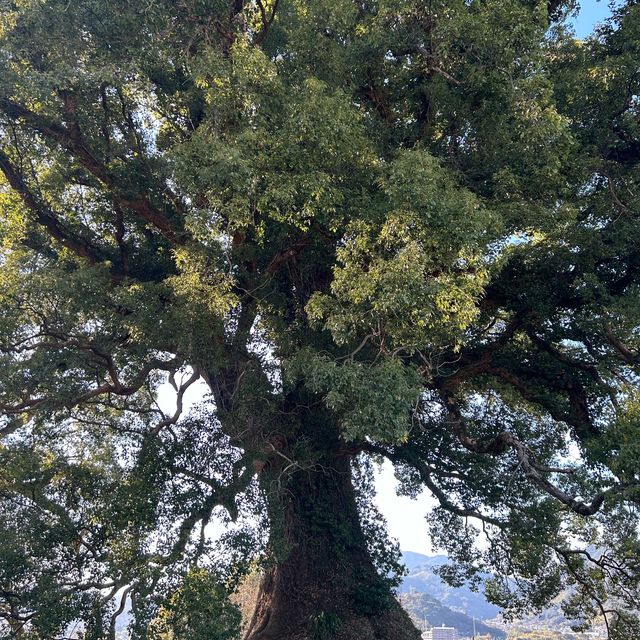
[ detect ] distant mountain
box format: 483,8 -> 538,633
399,551 -> 501,621
398,552 -> 610,640
402,551 -> 447,572
399,590 -> 506,639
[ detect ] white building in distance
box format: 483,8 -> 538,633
422,625 -> 458,640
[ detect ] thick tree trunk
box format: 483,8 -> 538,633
243,446 -> 420,640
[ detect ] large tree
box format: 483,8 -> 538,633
0,0 -> 639,639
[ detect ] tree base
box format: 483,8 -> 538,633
241,407 -> 421,640
243,453 -> 420,640
243,576 -> 420,640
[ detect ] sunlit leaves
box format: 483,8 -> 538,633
287,350 -> 421,442
308,150 -> 491,351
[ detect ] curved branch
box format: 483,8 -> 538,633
360,441 -> 504,527
0,149 -> 106,263
150,368 -> 201,435
109,587 -> 132,640
0,96 -> 187,245
444,401 -> 619,517
254,0 -> 280,45
0,355 -> 182,422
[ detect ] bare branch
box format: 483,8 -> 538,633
150,369 -> 201,435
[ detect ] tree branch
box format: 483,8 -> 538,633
150,368 -> 201,435
254,0 -> 280,45
0,96 -> 187,245
0,149 -> 106,263
603,325 -> 638,365
360,441 -> 504,527
443,401 -> 618,517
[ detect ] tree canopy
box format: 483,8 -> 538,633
0,0 -> 639,639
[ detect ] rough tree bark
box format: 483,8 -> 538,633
242,428 -> 421,640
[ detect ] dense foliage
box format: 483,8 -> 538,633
0,0 -> 639,638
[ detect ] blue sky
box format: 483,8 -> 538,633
572,0 -> 616,37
